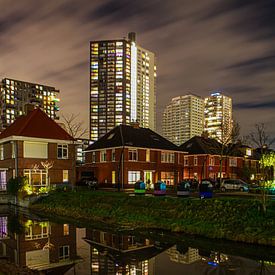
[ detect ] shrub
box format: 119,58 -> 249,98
7,177 -> 28,196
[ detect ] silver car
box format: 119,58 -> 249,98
221,179 -> 249,192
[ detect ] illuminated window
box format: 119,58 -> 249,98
112,171 -> 116,184
63,224 -> 69,236
128,171 -> 140,184
63,170 -> 68,182
146,149 -> 150,162
0,145 -> 4,160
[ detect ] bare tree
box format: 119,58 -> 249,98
248,123 -> 275,151
61,113 -> 88,139
61,114 -> 88,185
216,121 -> 241,181
248,123 -> 275,213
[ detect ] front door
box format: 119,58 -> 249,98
144,171 -> 153,189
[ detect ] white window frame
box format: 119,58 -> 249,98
128,171 -> 140,184
0,145 -> 4,160
229,158 -> 237,167
161,152 -> 175,163
92,152 -> 96,163
112,149 -> 116,162
209,157 -> 215,166
57,144 -> 68,159
100,150 -> 107,162
184,156 -> 189,166
59,245 -> 70,260
24,169 -> 48,187
194,157 -> 198,166
25,221 -> 49,240
128,149 -> 138,161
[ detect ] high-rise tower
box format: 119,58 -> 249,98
204,92 -> 233,141
0,78 -> 60,130
162,94 -> 204,146
90,33 -> 156,141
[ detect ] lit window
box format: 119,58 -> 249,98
0,145 -> 4,160
63,170 -> 69,182
63,224 -> 69,236
146,149 -> 150,162
128,171 -> 140,184
112,171 -> 116,184
58,144 -> 68,159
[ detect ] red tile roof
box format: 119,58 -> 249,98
0,108 -> 74,141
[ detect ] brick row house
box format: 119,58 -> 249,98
179,136 -> 260,182
81,124 -> 186,188
0,108 -> 76,191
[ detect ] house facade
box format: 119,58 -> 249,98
81,124 -> 186,188
0,108 -> 76,191
180,136 -> 260,182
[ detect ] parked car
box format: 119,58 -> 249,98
249,180 -> 275,195
220,179 -> 249,192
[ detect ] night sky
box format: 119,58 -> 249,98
0,0 -> 275,139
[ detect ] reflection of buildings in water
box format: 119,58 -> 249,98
85,229 -> 169,275
167,245 -> 201,264
68,228 -> 91,275
1,216 -> 79,274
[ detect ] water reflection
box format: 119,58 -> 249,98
0,206 -> 274,275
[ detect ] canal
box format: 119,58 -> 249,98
0,205 -> 274,274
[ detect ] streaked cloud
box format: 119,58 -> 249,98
0,0 -> 274,139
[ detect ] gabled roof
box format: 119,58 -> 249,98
0,108 -> 74,141
86,124 -> 180,151
179,136 -> 222,155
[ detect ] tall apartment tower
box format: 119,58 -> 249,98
162,95 -> 204,146
0,78 -> 60,130
204,92 -> 233,141
90,32 -> 156,141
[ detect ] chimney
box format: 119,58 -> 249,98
24,103 -> 35,114
130,121 -> 140,129
201,131 -> 209,139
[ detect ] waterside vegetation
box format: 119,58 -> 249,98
30,190 -> 275,246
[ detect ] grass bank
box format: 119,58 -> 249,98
30,190 -> 275,246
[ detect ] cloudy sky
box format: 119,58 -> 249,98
0,0 -> 274,140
